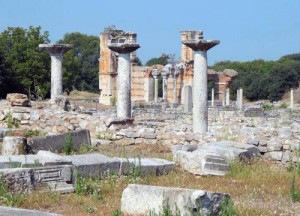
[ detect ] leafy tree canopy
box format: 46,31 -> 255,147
0,26 -> 50,99
58,32 -> 100,93
145,53 -> 171,66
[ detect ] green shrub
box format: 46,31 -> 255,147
75,174 -> 103,201
220,197 -> 236,216
262,104 -> 274,111
62,134 -> 74,155
5,112 -> 20,129
110,96 -> 117,106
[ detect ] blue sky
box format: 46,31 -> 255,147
0,0 -> 299,65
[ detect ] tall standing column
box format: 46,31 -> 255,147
236,89 -> 240,109
211,88 -> 215,107
182,33 -> 220,133
108,43 -> 140,118
239,88 -> 243,110
152,69 -> 160,103
161,70 -> 170,102
39,44 -> 73,100
291,89 -> 294,109
222,91 -> 226,106
225,88 -> 230,106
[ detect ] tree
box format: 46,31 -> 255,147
145,53 -> 171,66
58,32 -> 99,93
267,61 -> 300,101
0,26 -> 50,99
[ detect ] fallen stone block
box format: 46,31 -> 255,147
172,147 -> 229,176
6,93 -> 31,107
118,158 -> 175,176
0,206 -> 61,216
172,141 -> 260,176
121,184 -> 230,216
2,136 -> 27,156
0,168 -> 35,194
27,129 -> 91,153
63,153 -> 120,179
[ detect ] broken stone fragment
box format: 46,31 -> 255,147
6,93 -> 31,107
121,184 -> 230,216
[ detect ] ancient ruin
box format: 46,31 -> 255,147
39,44 -> 73,101
0,27 -> 298,215
98,27 -> 237,106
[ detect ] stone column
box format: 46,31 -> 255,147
161,70 -> 170,102
236,89 -> 240,108
173,75 -> 179,104
182,34 -> 220,133
222,91 -> 226,106
290,89 -> 294,109
184,85 -> 192,113
225,88 -> 230,106
108,43 -> 140,118
239,88 -> 243,110
152,69 -> 160,103
211,88 -> 214,107
39,44 -> 73,100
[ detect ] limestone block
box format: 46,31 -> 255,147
0,168 -> 35,194
118,158 -> 175,176
173,147 -> 229,176
0,206 -> 61,216
63,153 -> 120,179
2,136 -> 27,155
264,151 -> 283,161
121,184 -> 230,216
6,93 -> 30,107
278,127 -> 292,138
27,129 -> 91,153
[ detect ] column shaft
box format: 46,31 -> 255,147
50,55 -> 63,99
193,51 -> 208,133
117,53 -> 131,118
211,88 -> 214,107
163,78 -> 168,102
154,78 -> 158,103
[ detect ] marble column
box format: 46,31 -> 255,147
39,44 -> 73,100
290,89 -> 294,109
239,88 -> 243,110
211,88 -> 214,107
222,91 -> 226,106
182,33 -> 219,133
225,88 -> 230,106
152,69 -> 160,103
108,43 -> 140,118
161,70 -> 170,102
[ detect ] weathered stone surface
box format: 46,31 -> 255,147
278,127 -> 292,138
27,129 -> 91,153
244,107 -> 264,117
63,153 -> 120,179
172,145 -> 229,176
121,184 -> 230,216
264,151 -> 283,161
0,206 -> 61,216
0,168 -> 35,194
172,141 -> 260,176
6,93 -> 30,107
2,136 -> 27,155
118,158 -> 175,176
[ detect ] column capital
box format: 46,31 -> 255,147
182,39 -> 220,51
151,69 -> 160,79
39,44 -> 73,56
108,43 -> 140,54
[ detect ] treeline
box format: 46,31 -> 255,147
0,26 -> 99,99
211,54 -> 300,101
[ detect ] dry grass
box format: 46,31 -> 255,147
12,144 -> 300,216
